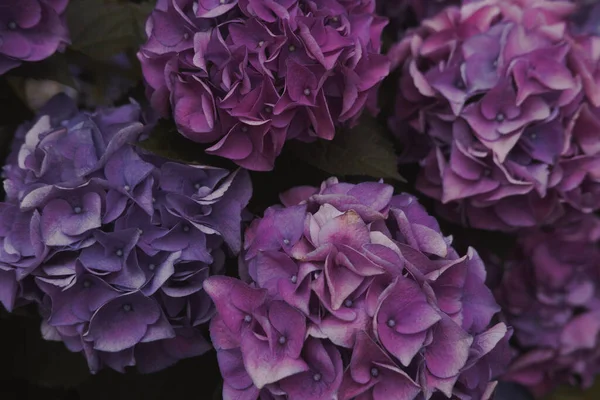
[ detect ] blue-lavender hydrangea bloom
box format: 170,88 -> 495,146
0,94 -> 252,373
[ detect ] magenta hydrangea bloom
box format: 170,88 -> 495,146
205,177 -> 511,400
137,0 -> 390,171
0,0 -> 70,75
390,0 -> 600,231
496,212 -> 600,397
0,94 -> 252,373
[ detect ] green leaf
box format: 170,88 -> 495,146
545,382 -> 600,400
6,53 -> 78,89
66,0 -> 153,61
289,115 -> 405,183
137,119 -> 236,169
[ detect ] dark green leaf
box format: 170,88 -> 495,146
66,0 -> 153,61
137,119 -> 236,169
545,382 -> 600,400
289,115 -> 405,183
6,53 -> 77,89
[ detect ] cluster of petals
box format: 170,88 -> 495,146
496,211 -> 600,397
0,94 -> 252,373
0,0 -> 70,75
205,177 -> 511,400
137,0 -> 390,171
390,0 -> 600,231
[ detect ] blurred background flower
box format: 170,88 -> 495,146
389,0 -> 600,231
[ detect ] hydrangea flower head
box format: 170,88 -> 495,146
138,0 -> 390,171
390,0 -> 600,231
0,94 -> 252,373
206,177 -> 511,400
496,211 -> 600,396
0,0 -> 70,74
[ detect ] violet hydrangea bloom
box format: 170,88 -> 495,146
0,94 -> 252,373
205,177 -> 511,400
0,0 -> 70,75
496,213 -> 600,397
390,0 -> 600,231
137,0 -> 390,171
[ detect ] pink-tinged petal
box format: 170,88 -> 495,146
318,211 -> 371,248
372,369 -> 421,400
222,383 -> 260,400
240,328 -> 309,389
203,276 -> 267,333
376,277 -> 441,335
560,312 -> 600,354
424,316 -> 473,379
268,300 -> 306,359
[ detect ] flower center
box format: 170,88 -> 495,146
241,125 -> 249,133
7,21 -> 17,30
387,318 -> 396,327
115,249 -> 124,257
73,206 -> 83,214
123,185 -> 131,191
244,314 -> 252,323
303,88 -> 311,96
264,106 -> 273,114
258,40 -> 265,47
122,303 -> 132,312
370,367 -> 379,377
291,274 -> 298,283
288,45 -> 296,52
529,133 -> 537,140
495,113 -> 505,122
148,264 -> 156,271
313,373 -> 322,382
183,32 -> 190,40
283,239 -> 290,245
82,279 -> 92,288
278,336 -> 287,345
183,225 -> 191,232
194,183 -> 202,190
344,299 -> 353,307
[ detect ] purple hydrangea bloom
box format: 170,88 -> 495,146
0,94 -> 252,373
0,0 -> 70,75
390,0 -> 600,231
205,177 -> 511,400
137,0 -> 390,171
496,213 -> 600,397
